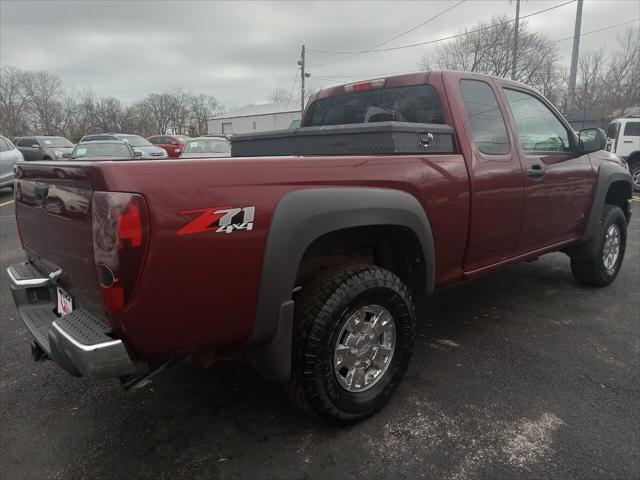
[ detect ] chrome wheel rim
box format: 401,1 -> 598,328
603,224 -> 621,271
333,304 -> 396,393
632,168 -> 640,190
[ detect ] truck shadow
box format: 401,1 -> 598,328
65,255 -> 582,479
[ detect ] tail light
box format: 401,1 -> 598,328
92,191 -> 149,313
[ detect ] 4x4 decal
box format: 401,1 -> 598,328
177,206 -> 255,235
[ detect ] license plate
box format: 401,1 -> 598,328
57,287 -> 73,316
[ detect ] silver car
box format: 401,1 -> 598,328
0,136 -> 24,189
180,136 -> 231,158
79,133 -> 168,159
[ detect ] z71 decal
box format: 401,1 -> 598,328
177,206 -> 255,235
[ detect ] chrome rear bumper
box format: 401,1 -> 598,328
7,262 -> 146,379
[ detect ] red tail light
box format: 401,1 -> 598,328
92,192 -> 149,313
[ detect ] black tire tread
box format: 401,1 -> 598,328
571,204 -> 627,287
285,263 -> 415,425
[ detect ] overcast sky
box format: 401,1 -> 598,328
1,0 -> 638,109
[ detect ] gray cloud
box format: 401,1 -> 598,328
1,0 -> 638,107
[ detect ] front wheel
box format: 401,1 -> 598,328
286,264 -> 415,425
571,204 -> 627,287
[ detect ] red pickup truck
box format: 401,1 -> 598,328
8,71 -> 633,424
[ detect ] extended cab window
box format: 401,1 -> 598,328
623,122 -> 639,136
504,89 -> 571,153
460,80 -> 509,155
303,84 -> 444,127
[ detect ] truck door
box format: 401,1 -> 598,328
453,77 -> 525,272
501,87 -> 594,254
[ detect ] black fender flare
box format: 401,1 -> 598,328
567,162 -> 632,258
246,187 -> 435,382
625,150 -> 640,162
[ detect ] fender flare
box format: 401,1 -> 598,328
568,162 -> 633,258
625,150 -> 640,161
246,187 -> 435,382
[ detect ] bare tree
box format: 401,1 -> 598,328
268,88 -> 289,103
23,70 -> 64,135
190,94 -> 222,135
167,89 -> 192,134
140,93 -> 173,134
418,16 -> 559,91
600,28 -> 640,112
0,66 -> 31,136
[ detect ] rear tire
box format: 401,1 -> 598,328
286,264 -> 415,425
629,158 -> 640,193
571,205 -> 627,287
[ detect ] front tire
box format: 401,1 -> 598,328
571,205 -> 627,287
286,264 -> 415,425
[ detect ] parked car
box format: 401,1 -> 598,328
148,134 -> 190,158
180,136 -> 231,158
0,135 -> 24,189
8,71 -> 633,425
14,136 -> 75,161
70,140 -> 141,161
79,134 -> 168,159
606,116 -> 640,191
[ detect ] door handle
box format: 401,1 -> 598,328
527,164 -> 545,180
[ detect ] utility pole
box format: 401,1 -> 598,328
511,0 -> 521,80
567,0 -> 584,111
297,44 -> 310,114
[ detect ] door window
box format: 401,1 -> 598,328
0,138 -> 9,152
460,80 -> 509,155
504,89 -> 571,154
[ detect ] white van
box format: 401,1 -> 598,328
606,116 -> 640,191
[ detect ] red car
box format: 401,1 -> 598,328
8,71 -> 633,424
147,134 -> 190,158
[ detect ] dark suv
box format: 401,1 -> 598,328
14,136 -> 75,161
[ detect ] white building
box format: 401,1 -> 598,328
208,102 -> 301,135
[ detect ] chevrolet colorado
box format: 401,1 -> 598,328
8,71 -> 633,424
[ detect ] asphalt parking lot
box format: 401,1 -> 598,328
0,187 -> 638,480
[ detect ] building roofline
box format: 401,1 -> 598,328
209,109 -> 300,121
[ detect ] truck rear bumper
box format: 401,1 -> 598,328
7,262 -> 146,379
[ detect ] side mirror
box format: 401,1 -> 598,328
31,144 -> 41,149
174,148 -> 181,154
578,128 -> 606,154
134,150 -> 143,158
61,152 -> 71,158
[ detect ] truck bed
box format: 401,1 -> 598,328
14,153 -> 470,359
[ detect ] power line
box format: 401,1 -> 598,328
311,17 -> 639,81
307,0 -> 467,67
547,18 -> 639,44
308,0 -> 575,59
284,65 -> 299,109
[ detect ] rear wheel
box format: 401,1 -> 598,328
286,264 -> 415,425
571,204 -> 627,287
629,158 -> 640,193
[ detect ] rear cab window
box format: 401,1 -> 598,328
459,79 -> 509,155
303,84 -> 444,127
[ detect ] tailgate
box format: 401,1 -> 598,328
14,163 -> 102,309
